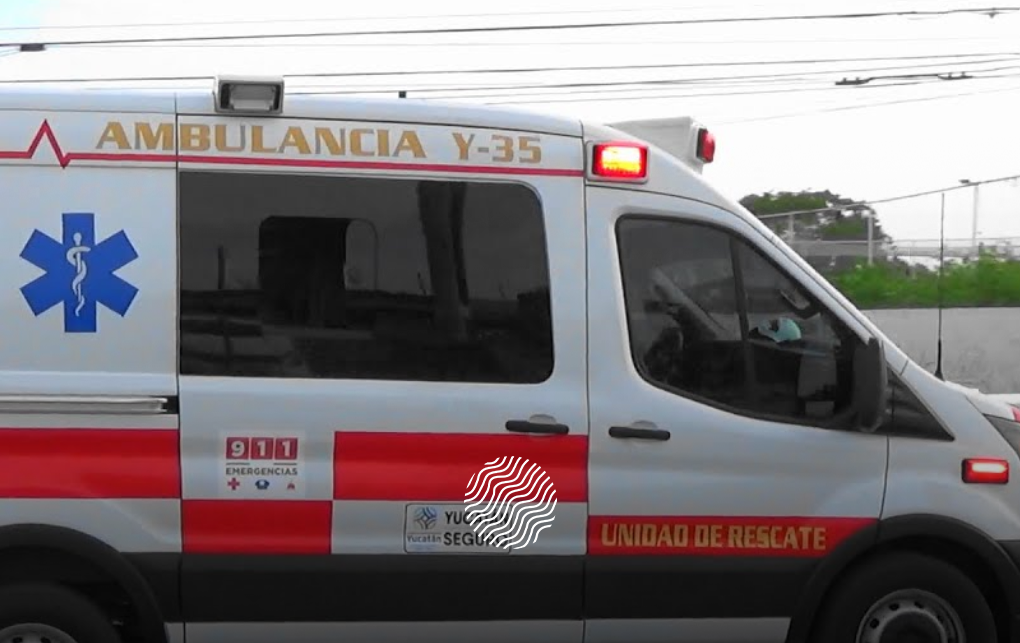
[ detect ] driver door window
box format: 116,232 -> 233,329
618,216 -> 859,426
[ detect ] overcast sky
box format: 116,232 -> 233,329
2,0 -> 1019,243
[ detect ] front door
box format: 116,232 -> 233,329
175,117 -> 589,642
583,187 -> 888,643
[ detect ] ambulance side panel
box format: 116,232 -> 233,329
170,112 -> 588,642
0,105 -> 181,624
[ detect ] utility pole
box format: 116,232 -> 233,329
959,179 -> 980,257
971,183 -> 981,251
866,211 -> 874,266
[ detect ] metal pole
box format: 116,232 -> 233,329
866,213 -> 874,266
971,184 -> 981,256
935,193 -> 945,380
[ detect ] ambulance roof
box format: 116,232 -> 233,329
0,86 -> 584,138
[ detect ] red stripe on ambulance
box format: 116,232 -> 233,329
333,432 -> 588,502
589,516 -> 876,557
0,428 -> 179,499
182,500 -> 332,554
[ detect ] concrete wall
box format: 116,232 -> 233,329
863,308 -> 1020,394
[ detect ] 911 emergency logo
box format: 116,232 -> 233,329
221,433 -> 305,498
19,212 -> 139,333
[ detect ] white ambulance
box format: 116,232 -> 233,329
0,75 -> 1019,643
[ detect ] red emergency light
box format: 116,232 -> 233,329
696,127 -> 716,164
592,142 -> 648,180
962,458 -> 1009,484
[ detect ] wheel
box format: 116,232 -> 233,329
0,583 -> 120,643
812,552 -> 997,643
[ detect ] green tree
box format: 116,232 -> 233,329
739,189 -> 894,274
739,189 -> 890,242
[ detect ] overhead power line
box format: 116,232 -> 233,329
0,4 -> 764,32
67,55 -> 1020,95
756,172 -> 1020,220
835,71 -> 973,85
290,78 -> 900,98
482,80 -> 935,104
83,73 -> 1019,105
70,35 -> 1020,49
288,73 -> 1016,104
4,6 -> 1017,48
285,60 -> 1020,98
1,52 -> 1015,86
71,75 -> 977,100
720,83 -> 1020,124
479,73 -> 1020,105
64,70 -> 1020,111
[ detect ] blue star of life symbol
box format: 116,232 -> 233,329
19,212 -> 139,333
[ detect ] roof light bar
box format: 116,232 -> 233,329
591,142 -> 648,181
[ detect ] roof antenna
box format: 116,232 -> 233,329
934,191 -> 946,380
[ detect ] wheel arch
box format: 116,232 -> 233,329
0,523 -> 171,643
784,513 -> 1020,643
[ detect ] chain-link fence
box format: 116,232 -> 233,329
754,178 -> 1020,276
785,236 -> 1020,272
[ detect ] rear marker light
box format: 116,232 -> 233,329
1012,405 -> 1020,423
696,128 -> 716,163
592,143 -> 647,180
962,458 -> 1009,484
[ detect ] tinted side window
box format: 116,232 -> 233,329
179,172 -> 553,383
618,218 -> 751,410
733,239 -> 857,422
618,216 -> 860,426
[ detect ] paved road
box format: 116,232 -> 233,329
865,307 -> 1020,394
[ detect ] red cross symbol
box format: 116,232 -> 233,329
227,477 -> 240,491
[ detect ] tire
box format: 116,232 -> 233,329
0,583 -> 120,643
811,552 -> 997,643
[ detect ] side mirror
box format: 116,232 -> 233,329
854,336 -> 889,433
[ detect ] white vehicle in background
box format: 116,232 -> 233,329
0,75 -> 1019,643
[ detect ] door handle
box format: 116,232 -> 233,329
506,420 -> 570,435
609,426 -> 671,441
